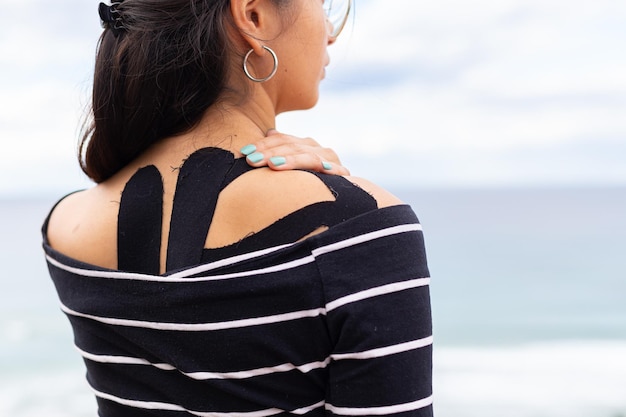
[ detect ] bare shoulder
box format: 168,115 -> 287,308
344,175 -> 404,208
207,169 -> 403,247
46,186 -> 119,268
207,169 -> 334,247
217,169 -> 404,220
217,169 -> 403,221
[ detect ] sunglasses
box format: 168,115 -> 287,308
323,0 -> 352,38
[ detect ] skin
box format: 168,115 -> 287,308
47,0 -> 402,274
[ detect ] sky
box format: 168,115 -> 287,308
1,0 -> 625,196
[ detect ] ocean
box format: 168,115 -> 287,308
1,187 -> 625,417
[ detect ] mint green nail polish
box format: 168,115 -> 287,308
270,156 -> 287,167
240,144 -> 256,156
322,161 -> 332,170
247,152 -> 264,163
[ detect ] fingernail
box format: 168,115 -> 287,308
322,161 -> 332,170
240,144 -> 256,156
270,156 -> 286,167
247,152 -> 264,163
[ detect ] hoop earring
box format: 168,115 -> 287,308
243,46 -> 278,83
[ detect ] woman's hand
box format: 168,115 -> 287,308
240,129 -> 350,175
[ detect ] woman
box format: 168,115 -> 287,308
42,0 -> 433,416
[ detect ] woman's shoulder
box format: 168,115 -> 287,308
45,185 -> 120,269
207,168 -> 404,247
171,146 -> 405,245
222,168 -> 402,212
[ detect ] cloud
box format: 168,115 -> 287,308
1,0 -> 625,194
275,0 -> 626,185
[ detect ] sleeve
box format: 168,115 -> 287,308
314,210 -> 433,416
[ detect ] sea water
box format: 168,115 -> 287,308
1,188 -> 625,417
396,187 -> 626,417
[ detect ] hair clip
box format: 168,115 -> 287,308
98,2 -> 126,37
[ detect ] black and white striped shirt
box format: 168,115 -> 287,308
42,149 -> 433,416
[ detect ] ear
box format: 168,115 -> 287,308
230,0 -> 278,56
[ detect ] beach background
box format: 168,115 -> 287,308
1,0 -> 625,416
2,189 -> 625,417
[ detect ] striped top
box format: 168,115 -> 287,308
42,149 -> 433,417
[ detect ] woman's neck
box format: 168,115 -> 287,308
145,109 -> 268,163
189,98 -> 277,154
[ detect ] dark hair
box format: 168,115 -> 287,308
80,0 -> 286,183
